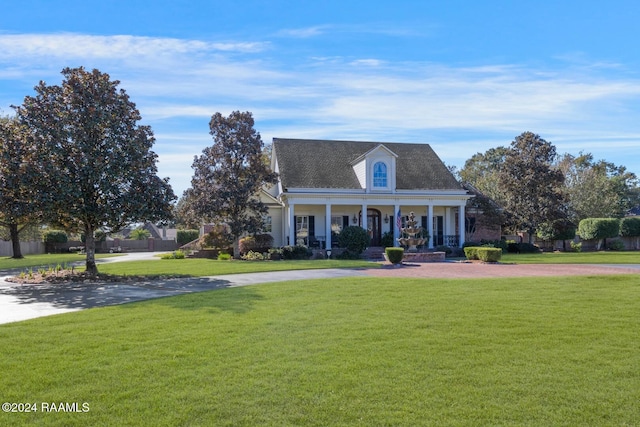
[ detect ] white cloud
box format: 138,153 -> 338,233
0,33 -> 268,61
2,31 -> 640,194
277,26 -> 329,38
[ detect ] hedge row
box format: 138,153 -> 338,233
464,246 -> 502,262
578,217 -> 640,240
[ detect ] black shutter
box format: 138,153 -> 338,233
421,216 -> 427,230
308,216 -> 315,238
293,216 -> 297,245
343,216 -> 349,229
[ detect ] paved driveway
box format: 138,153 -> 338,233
369,261 -> 640,279
0,264 -> 368,325
1,254 -> 638,325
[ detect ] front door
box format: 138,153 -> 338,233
366,208 -> 381,246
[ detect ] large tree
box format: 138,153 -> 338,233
0,117 -> 41,258
498,132 -> 567,243
556,152 -> 638,221
15,67 -> 176,275
187,111 -> 278,256
459,146 -> 509,207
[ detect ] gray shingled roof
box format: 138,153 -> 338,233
273,138 -> 463,191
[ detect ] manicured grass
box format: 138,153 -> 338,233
501,250 -> 640,264
1,275 -> 639,425
0,253 -> 120,271
96,258 -> 378,277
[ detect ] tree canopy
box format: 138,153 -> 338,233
186,111 -> 278,255
498,132 -> 567,243
14,67 -> 176,274
459,146 -> 509,207
0,116 -> 41,258
556,152 -> 638,221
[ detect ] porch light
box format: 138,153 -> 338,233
352,214 -> 358,224
384,214 -> 389,223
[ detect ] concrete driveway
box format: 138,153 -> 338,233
0,252 -> 368,325
1,253 -> 638,325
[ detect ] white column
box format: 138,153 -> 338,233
427,204 -> 434,249
361,203 -> 367,232
288,203 -> 295,246
445,207 -> 452,241
325,203 -> 332,250
458,204 -> 466,247
394,204 -> 400,247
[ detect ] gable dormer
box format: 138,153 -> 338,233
350,144 -> 397,192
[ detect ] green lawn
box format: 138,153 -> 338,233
501,250 -> 640,264
1,275 -> 639,426
95,258 -> 378,277
0,253 -> 120,271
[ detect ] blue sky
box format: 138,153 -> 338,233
1,0 -> 639,196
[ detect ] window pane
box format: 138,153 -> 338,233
373,162 -> 387,187
331,216 -> 343,234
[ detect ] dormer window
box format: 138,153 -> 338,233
373,161 -> 388,188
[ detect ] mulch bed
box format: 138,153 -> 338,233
5,271 -> 188,285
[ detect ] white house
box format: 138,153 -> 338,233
264,138 -> 473,249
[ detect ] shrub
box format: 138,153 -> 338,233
242,250 -> 266,261
480,239 -> 508,252
476,247 -> 502,262
464,247 -> 480,260
336,250 -> 362,260
337,226 -> 370,255
435,245 -> 453,255
380,231 -> 395,248
537,220 -> 576,242
507,242 -> 520,253
578,218 -> 620,241
43,230 -> 68,243
620,217 -> 640,249
281,245 -> 312,260
268,248 -> 283,260
203,225 -> 234,250
385,247 -> 404,264
217,253 -> 232,261
578,218 -> 620,250
620,217 -> 640,237
570,241 -> 582,252
177,229 -> 199,246
517,242 -> 540,253
607,239 -> 625,251
161,250 -> 186,259
239,234 -> 274,255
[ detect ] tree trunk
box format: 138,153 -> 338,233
9,223 -> 23,259
85,225 -> 98,276
232,237 -> 240,260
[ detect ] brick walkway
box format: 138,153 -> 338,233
367,261 -> 640,279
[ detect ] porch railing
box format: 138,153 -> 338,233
432,235 -> 460,247
295,236 -> 327,249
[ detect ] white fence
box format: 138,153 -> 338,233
0,240 -> 45,257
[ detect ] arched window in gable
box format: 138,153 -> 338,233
373,161 -> 387,188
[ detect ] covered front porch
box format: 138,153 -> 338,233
282,199 -> 467,250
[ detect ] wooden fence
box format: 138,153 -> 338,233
0,240 -> 45,257
46,238 -> 178,254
